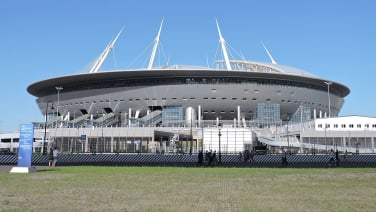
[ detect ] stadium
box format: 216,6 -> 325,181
6,21 -> 376,156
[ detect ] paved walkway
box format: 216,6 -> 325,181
0,165 -> 48,173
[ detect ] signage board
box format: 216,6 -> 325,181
17,124 -> 34,168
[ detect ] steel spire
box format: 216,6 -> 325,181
148,19 -> 164,70
216,19 -> 232,71
89,27 -> 124,73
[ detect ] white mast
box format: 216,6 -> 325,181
148,19 -> 164,70
262,42 -> 277,65
89,27 -> 124,73
216,19 -> 232,71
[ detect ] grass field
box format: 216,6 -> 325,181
0,166 -> 375,211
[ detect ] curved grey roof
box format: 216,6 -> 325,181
27,66 -> 350,98
228,60 -> 319,78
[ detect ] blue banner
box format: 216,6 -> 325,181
17,124 -> 34,167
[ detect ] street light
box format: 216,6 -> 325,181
55,86 -> 63,148
324,81 -> 332,117
55,86 -> 63,127
218,128 -> 222,164
42,101 -> 53,155
286,116 -> 291,154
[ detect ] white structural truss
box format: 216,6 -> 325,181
89,27 -> 124,73
216,19 -> 232,71
148,19 -> 164,70
262,42 -> 277,65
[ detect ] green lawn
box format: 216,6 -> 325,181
1,166 -> 375,211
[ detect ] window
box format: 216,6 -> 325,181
318,124 -> 323,128
365,124 -> 369,128
349,124 -> 354,128
357,124 -> 361,128
341,124 -> 346,128
334,124 -> 338,128
162,106 -> 183,126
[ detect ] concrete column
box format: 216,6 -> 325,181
313,109 -> 317,120
85,136 -> 89,152
111,136 -> 114,153
198,105 -> 201,127
128,108 -> 132,118
237,105 -> 241,127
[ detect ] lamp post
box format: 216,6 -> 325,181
42,102 -> 52,155
324,81 -> 332,117
218,128 -> 222,164
55,86 -> 63,127
189,108 -> 193,155
286,116 -> 290,154
55,86 -> 63,148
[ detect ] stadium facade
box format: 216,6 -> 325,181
3,21 -> 375,155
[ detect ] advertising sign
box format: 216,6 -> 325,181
17,124 -> 34,168
81,134 -> 86,142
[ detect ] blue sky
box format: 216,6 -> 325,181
0,0 -> 375,132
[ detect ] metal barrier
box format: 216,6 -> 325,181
1,154 -> 375,167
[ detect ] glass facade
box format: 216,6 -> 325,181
162,105 -> 183,126
290,105 -> 312,124
256,103 -> 281,127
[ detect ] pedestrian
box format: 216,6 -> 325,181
335,149 -> 340,167
328,149 -> 335,167
249,150 -> 255,164
238,151 -> 243,162
281,148 -> 287,167
343,150 -> 348,162
197,150 -> 204,166
53,147 -> 58,167
212,151 -> 217,166
48,147 -> 54,167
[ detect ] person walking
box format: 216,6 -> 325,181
52,147 -> 58,167
249,150 -> 255,164
197,150 -> 204,166
48,147 -> 54,167
335,149 -> 340,167
328,149 -> 335,167
281,148 -> 287,167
